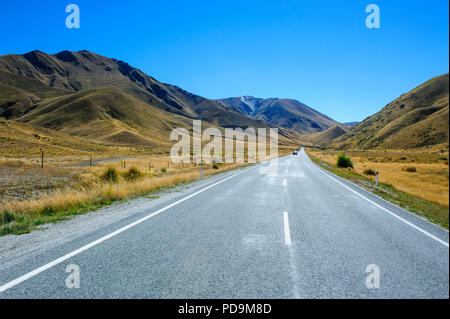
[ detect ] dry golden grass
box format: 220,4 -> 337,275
0,159 -> 91,203
1,166 -> 235,217
0,145 -> 295,235
310,149 -> 449,207
0,155 -> 247,213
0,148 -> 295,233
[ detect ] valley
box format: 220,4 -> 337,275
0,50 -> 448,235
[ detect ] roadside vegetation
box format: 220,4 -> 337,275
0,156 -> 244,235
307,149 -> 449,229
0,150 -> 293,236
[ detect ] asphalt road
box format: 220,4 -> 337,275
0,149 -> 448,298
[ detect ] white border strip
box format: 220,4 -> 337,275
0,167 -> 253,293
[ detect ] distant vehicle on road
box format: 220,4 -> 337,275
293,150 -> 298,155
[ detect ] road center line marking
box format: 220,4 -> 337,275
0,167 -> 254,293
283,212 -> 292,246
308,156 -> 449,248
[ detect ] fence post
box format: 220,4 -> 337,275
89,156 -> 92,167
41,151 -> 44,169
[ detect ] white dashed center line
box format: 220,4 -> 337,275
283,211 -> 292,246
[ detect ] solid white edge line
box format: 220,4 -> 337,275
306,153 -> 449,248
283,211 -> 292,246
0,166 -> 254,293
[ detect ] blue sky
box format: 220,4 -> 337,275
0,0 -> 448,122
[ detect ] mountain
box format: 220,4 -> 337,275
0,50 -> 308,155
15,87 -> 198,148
332,73 -> 449,149
0,50 -> 275,129
217,96 -> 339,134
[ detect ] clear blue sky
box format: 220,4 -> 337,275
0,0 -> 448,122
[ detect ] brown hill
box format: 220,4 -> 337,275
332,73 -> 449,149
15,87 -> 195,149
308,125 -> 348,146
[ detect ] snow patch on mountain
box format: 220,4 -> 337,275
240,96 -> 256,113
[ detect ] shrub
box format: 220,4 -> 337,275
123,167 -> 142,181
337,153 -> 353,168
363,168 -> 376,176
0,210 -> 15,224
160,168 -> 167,173
101,167 -> 119,183
0,222 -> 31,236
405,167 -> 417,172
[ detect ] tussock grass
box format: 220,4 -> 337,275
337,153 -> 353,168
363,168 -> 376,176
122,167 -> 143,181
101,167 -> 119,183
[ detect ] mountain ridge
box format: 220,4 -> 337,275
0,50 -> 317,155
0,50 -> 336,134
3,50 -> 444,154
217,96 -> 339,134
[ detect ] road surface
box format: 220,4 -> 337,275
0,149 -> 448,298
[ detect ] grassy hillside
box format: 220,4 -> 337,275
332,73 -> 449,149
0,119 -> 126,157
0,50 -> 278,130
16,87 -> 194,148
0,70 -> 70,118
307,125 -> 348,145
